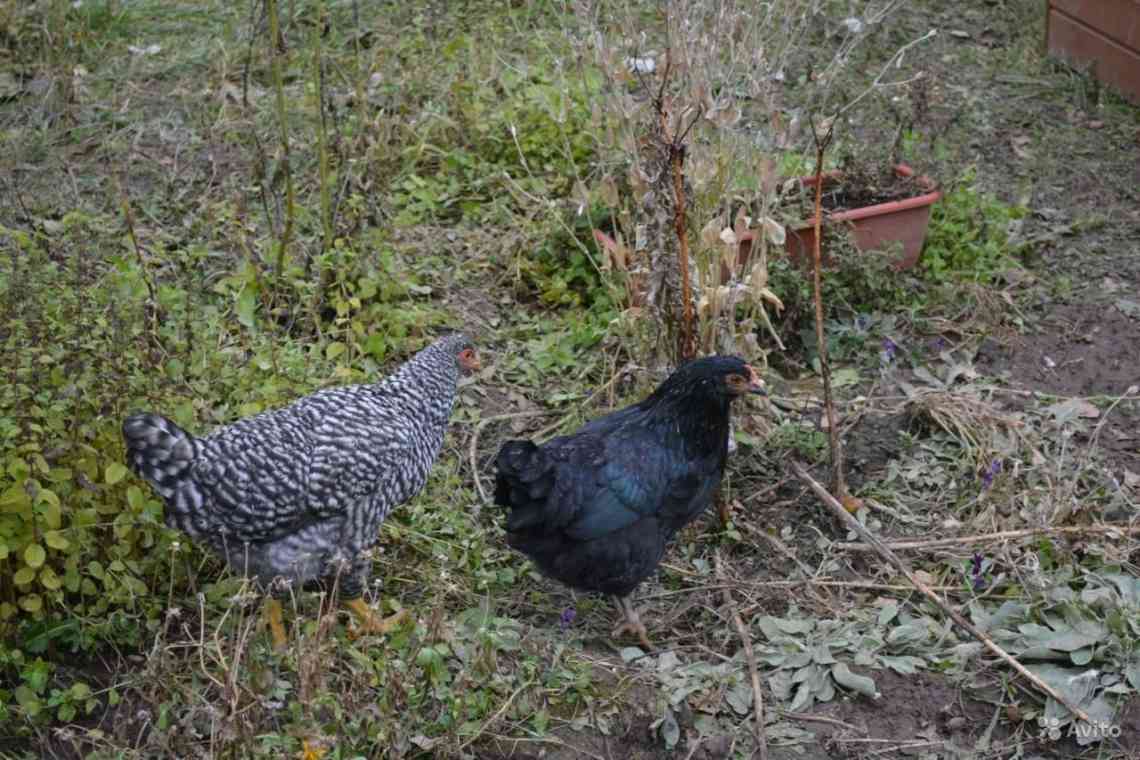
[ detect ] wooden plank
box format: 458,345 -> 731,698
1049,0 -> 1140,51
1047,8 -> 1140,105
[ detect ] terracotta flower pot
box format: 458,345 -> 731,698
721,164 -> 940,282
784,164 -> 941,271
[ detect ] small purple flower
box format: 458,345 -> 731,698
559,606 -> 576,631
855,314 -> 871,331
930,337 -> 947,353
980,459 -> 1002,489
880,337 -> 898,364
971,553 -> 986,591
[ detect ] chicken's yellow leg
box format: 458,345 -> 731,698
344,598 -> 410,638
612,595 -> 653,651
264,598 -> 288,652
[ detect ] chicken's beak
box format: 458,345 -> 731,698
745,365 -> 767,396
467,353 -> 482,372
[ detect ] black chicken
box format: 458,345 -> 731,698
494,355 -> 765,648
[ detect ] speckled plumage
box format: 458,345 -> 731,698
123,333 -> 472,599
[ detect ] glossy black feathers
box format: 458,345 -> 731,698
494,355 -> 753,598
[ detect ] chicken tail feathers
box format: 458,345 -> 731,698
122,413 -> 198,499
494,440 -> 557,532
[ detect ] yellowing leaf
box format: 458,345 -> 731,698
14,567 -> 36,585
45,531 -> 70,550
326,342 -> 347,360
752,285 -> 785,313
19,594 -> 42,613
105,462 -> 128,486
40,566 -> 62,591
14,684 -> 41,716
598,175 -> 619,208
0,484 -> 29,510
24,543 -> 46,569
42,500 -> 61,530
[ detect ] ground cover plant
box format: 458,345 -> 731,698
1,0 -> 1138,758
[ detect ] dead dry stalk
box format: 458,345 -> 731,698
651,51 -> 702,362
791,461 -> 1093,724
806,119 -> 852,507
265,0 -> 296,302
667,118 -> 696,362
835,524 -> 1140,552
716,553 -> 769,760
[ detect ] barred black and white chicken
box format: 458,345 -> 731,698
494,356 -> 764,649
122,333 -> 479,650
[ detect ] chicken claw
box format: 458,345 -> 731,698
612,620 -> 653,651
344,598 -> 410,639
716,492 -> 733,528
613,596 -> 653,650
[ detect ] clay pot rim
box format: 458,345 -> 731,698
796,163 -> 941,224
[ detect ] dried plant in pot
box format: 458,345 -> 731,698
723,163 -> 941,278
782,163 -> 941,271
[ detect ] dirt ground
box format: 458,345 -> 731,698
889,3 -> 1140,482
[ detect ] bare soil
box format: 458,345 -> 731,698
976,302 -> 1140,473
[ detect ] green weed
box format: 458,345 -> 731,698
920,168 -> 1028,282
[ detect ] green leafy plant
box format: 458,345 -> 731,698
754,604 -> 935,712
920,168 -> 1028,282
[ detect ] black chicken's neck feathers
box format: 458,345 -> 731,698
626,359 -> 743,454
642,381 -> 731,453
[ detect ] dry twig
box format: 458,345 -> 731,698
805,118 -> 853,507
791,461 -> 1092,724
716,553 -> 769,760
835,524 -> 1140,552
775,709 -> 864,734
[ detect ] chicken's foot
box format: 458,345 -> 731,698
716,490 -> 733,528
612,595 -> 653,650
344,598 -> 410,639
